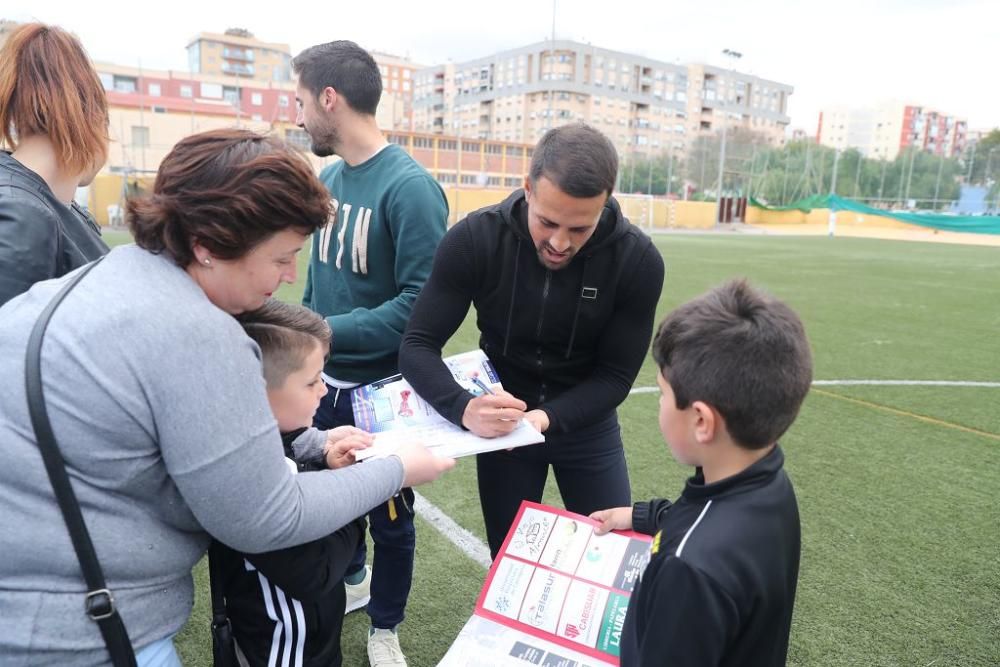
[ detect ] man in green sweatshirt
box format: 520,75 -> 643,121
293,41 -> 449,667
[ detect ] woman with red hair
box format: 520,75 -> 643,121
0,22 -> 110,306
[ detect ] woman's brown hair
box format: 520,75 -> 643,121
128,128 -> 332,266
0,23 -> 109,174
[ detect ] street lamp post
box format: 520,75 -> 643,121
933,152 -> 945,209
828,149 -> 840,236
546,0 -> 557,132
715,48 -> 742,224
988,149 -> 998,214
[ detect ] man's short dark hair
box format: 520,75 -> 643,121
652,279 -> 813,450
238,299 -> 332,390
292,40 -> 381,115
528,123 -> 618,198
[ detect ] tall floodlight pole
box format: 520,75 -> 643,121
878,158 -> 888,202
828,149 -> 840,236
933,152 -> 946,209
666,150 -> 674,197
853,152 -> 863,198
715,48 -> 742,223
904,145 -> 918,204
546,0 -> 556,131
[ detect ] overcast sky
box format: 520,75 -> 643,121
8,0 -> 997,131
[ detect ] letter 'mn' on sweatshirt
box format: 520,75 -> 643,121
303,144 -> 449,384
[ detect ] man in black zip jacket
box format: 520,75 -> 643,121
399,123 -> 664,557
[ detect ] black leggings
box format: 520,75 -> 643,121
476,412 -> 632,557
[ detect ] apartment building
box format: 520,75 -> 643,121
186,29 -> 292,82
817,101 -> 967,160
412,40 -> 792,159
90,59 -> 530,189
0,18 -> 19,49
372,51 -> 423,131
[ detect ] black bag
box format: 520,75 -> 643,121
209,542 -> 240,667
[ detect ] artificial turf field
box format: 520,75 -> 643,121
100,230 -> 999,666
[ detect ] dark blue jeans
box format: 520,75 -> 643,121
476,411 -> 632,558
313,384 -> 415,630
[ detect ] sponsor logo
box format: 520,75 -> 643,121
585,543 -> 604,563
512,515 -> 553,557
578,587 -> 597,632
545,520 -> 579,568
526,572 -> 558,627
609,602 -> 627,648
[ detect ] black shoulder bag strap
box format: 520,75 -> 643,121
24,257 -> 138,667
208,542 -> 239,667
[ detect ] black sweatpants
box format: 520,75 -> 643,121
476,411 -> 632,558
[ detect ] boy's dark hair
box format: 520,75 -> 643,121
292,41 -> 381,115
528,123 -> 618,198
238,299 -> 332,389
652,279 -> 813,449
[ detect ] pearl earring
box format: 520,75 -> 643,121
204,259 -> 211,265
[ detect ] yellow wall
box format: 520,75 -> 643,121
618,198 -> 718,230
88,177 -> 720,232
668,201 -> 717,229
444,192 -> 720,229
88,174 -> 156,226
443,187 -> 511,223
747,205 -> 920,230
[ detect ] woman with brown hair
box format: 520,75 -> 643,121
0,22 -> 110,306
0,128 -> 453,666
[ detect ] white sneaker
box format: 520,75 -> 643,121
367,628 -> 407,667
344,565 -> 371,614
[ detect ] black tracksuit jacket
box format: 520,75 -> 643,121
399,189 -> 664,434
622,446 -> 801,667
215,430 -> 364,667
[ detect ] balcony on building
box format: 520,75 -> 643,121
639,66 -> 653,94
222,47 -> 254,61
222,62 -> 255,77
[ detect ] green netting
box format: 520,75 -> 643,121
748,194 -> 830,213
749,195 -> 1000,235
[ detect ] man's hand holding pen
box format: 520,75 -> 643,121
462,387 -> 527,437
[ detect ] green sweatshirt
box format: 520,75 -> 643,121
304,144 -> 448,383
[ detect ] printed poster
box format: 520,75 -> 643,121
439,502 -> 653,666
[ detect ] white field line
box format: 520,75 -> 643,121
418,378 -> 999,567
413,491 -> 492,569
629,380 -> 1000,395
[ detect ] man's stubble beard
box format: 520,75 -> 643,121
309,119 -> 340,158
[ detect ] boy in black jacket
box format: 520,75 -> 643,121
217,300 -> 375,667
591,279 -> 813,667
